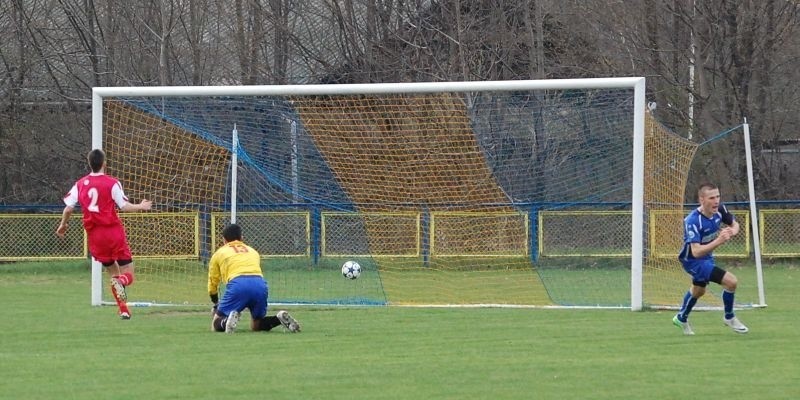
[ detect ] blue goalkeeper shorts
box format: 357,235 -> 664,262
218,275 -> 269,320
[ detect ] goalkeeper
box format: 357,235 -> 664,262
208,223 -> 300,333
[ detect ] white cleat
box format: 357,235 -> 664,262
724,316 -> 749,334
276,310 -> 301,333
110,277 -> 127,302
673,314 -> 695,335
225,311 -> 240,334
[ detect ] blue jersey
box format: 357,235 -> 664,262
678,204 -> 735,262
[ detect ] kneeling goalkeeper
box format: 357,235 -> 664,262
208,223 -> 300,333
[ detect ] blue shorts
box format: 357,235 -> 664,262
218,275 -> 269,320
680,258 -> 715,285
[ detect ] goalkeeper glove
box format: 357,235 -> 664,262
210,294 -> 219,316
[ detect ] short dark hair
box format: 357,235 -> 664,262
697,182 -> 718,196
87,149 -> 105,173
222,224 -> 243,242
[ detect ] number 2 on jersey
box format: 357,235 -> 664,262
87,187 -> 100,213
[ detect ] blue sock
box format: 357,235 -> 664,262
723,290 -> 735,320
677,291 -> 697,322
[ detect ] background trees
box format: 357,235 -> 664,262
1,0 -> 798,203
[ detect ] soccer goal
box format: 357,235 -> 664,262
90,78 -> 764,310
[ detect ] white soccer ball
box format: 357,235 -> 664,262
341,261 -> 362,279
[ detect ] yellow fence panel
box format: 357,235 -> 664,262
322,212 -> 420,257
432,211 -> 527,257
0,214 -> 86,261
122,212 -> 200,259
211,212 -> 310,257
539,210 -> 630,257
760,209 -> 800,257
649,210 -> 750,258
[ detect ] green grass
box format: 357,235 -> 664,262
1,263 -> 799,399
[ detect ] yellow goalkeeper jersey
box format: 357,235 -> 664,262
207,240 -> 263,296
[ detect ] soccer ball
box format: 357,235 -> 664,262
341,261 -> 361,280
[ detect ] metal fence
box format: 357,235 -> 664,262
2,203 -> 799,262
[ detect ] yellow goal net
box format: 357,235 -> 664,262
91,79 -> 761,309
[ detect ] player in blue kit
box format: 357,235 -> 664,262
672,183 -> 749,335
208,223 -> 300,333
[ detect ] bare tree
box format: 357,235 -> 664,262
1,0 -> 799,203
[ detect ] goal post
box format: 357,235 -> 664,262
631,78 -> 646,310
88,77 -> 760,310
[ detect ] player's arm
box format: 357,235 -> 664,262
121,199 -> 152,212
690,228 -> 734,258
724,219 -> 740,236
57,185 -> 79,237
207,252 -> 221,318
207,253 -> 222,322
720,204 -> 740,236
56,205 -> 74,237
112,181 -> 152,212
207,251 -> 222,305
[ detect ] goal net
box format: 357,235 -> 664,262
91,79 -> 764,309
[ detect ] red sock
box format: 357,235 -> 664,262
111,284 -> 130,314
115,273 -> 134,286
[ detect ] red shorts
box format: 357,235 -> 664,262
87,224 -> 132,265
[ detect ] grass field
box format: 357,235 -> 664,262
1,262 -> 799,399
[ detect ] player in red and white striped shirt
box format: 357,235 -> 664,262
57,149 -> 152,319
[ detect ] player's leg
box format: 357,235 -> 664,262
224,311 -> 240,333
112,262 -> 135,288
675,261 -> 708,320
210,309 -> 240,333
715,267 -> 737,319
109,261 -> 133,319
253,316 -> 283,331
109,260 -> 134,302
673,284 -> 703,335
248,278 -> 300,332
211,313 -> 222,331
109,227 -> 136,293
716,268 -> 748,333
673,260 -> 711,335
677,283 -> 706,320
89,228 -> 131,319
212,277 -> 247,333
100,225 -> 135,317
103,261 -> 131,319
276,310 -> 301,333
253,309 -> 302,332
247,278 -> 281,331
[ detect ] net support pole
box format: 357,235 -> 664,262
290,119 -> 299,203
231,125 -> 239,224
742,118 -> 767,306
630,78 -> 646,311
